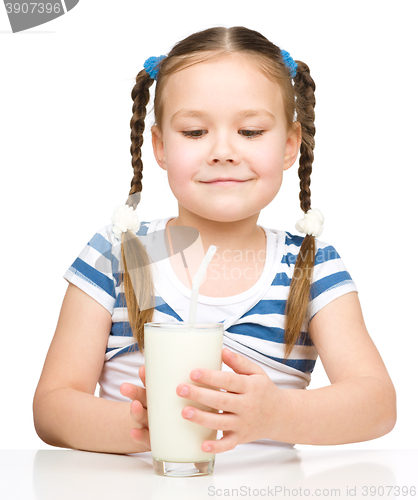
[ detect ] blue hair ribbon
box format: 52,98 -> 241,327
143,55 -> 166,80
144,51 -> 296,80
280,49 -> 298,79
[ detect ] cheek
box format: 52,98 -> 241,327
165,138 -> 199,172
263,170 -> 284,200
254,147 -> 285,182
164,142 -> 199,196
251,145 -> 286,203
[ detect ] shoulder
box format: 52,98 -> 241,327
266,228 -> 356,307
65,218 -> 156,289
267,228 -> 343,268
96,219 -> 154,243
83,219 -> 156,255
276,229 -> 353,284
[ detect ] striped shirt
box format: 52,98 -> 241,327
64,216 -> 357,399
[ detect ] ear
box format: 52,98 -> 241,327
151,125 -> 166,171
283,121 -> 302,171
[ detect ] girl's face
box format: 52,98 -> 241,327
152,54 -> 301,224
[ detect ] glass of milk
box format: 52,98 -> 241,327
144,322 -> 224,477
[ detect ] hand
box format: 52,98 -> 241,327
120,365 -> 151,450
176,348 -> 285,454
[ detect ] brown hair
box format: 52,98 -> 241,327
122,26 -> 316,361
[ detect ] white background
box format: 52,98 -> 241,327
0,1 -> 416,451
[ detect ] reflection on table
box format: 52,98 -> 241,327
1,445 -> 417,500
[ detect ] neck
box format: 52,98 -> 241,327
167,207 -> 264,255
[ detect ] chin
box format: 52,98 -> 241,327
197,210 -> 257,224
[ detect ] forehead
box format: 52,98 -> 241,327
160,54 -> 285,126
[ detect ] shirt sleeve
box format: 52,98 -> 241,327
63,224 -> 119,314
308,239 -> 358,322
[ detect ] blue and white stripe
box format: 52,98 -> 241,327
64,220 -> 357,377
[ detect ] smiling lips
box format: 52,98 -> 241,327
201,178 -> 249,185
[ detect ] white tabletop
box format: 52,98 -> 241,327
1,447 -> 417,500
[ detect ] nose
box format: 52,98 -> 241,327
208,132 -> 240,165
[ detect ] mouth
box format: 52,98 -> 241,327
200,178 -> 250,185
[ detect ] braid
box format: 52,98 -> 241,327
294,61 -> 316,213
127,69 -> 154,208
120,69 -> 155,351
283,61 -> 317,360
114,28 -> 321,356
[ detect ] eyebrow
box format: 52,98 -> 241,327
170,108 -> 275,123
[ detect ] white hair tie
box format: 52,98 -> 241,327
111,204 -> 140,240
295,208 -> 324,238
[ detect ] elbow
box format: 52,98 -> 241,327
33,419 -> 52,447
378,411 -> 397,440
33,415 -> 53,447
33,393 -> 51,446
33,390 -> 61,448
385,389 -> 397,436
385,380 -> 397,434
375,379 -> 397,439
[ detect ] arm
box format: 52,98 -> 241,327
270,291 -> 397,445
33,283 -> 150,454
173,292 -> 396,452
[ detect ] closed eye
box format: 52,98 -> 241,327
239,130 -> 264,138
182,129 -> 264,139
181,130 -> 207,139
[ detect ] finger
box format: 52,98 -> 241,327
177,382 -> 237,413
139,365 -> 146,387
187,366 -> 246,395
130,426 -> 151,449
130,399 -> 148,428
221,348 -> 266,376
186,348 -> 264,394
120,382 -> 147,408
182,405 -> 237,432
202,430 -> 238,454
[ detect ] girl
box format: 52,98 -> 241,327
33,26 -> 396,455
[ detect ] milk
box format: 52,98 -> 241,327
144,323 -> 223,463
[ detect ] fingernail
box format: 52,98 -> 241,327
179,386 -> 189,396
185,409 -> 194,419
192,370 -> 201,381
203,444 -> 212,452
